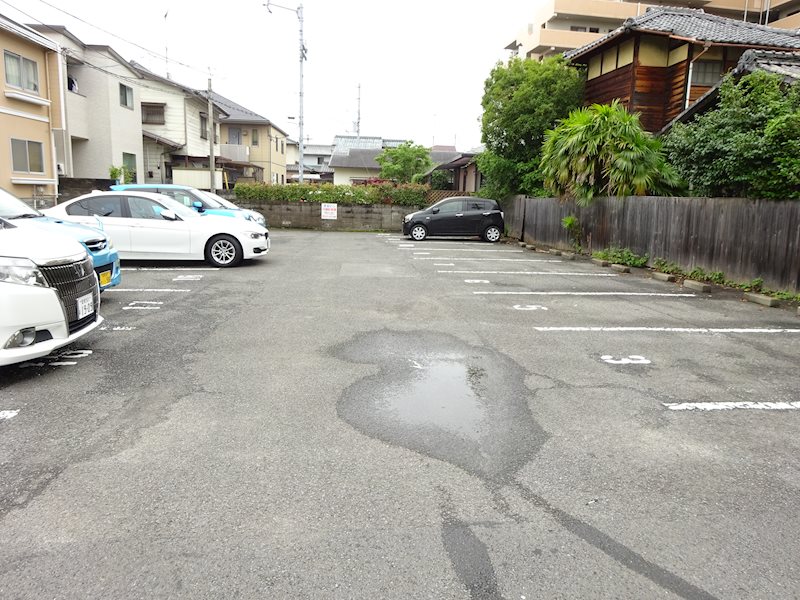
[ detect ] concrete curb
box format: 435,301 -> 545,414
744,293 -> 779,307
517,241 -> 526,247
652,272 -> 676,282
548,249 -> 562,256
611,264 -> 630,273
525,244 -> 536,250
684,280 -> 711,293
562,252 -> 576,260
591,258 -> 609,267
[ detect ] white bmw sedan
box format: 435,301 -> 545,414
44,191 -> 270,267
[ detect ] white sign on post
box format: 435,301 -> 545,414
321,203 -> 338,220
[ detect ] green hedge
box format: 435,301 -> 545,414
234,183 -> 429,206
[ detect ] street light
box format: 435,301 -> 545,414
265,1 -> 306,184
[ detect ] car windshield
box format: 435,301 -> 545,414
200,190 -> 238,210
0,188 -> 43,219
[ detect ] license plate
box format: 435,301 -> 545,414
77,293 -> 94,320
99,270 -> 112,286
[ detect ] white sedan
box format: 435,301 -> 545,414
44,191 -> 269,267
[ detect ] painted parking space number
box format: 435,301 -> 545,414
513,304 -> 548,311
601,355 -> 651,365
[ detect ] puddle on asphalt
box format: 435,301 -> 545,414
332,330 -> 548,484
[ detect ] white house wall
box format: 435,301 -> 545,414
183,96 -> 220,158
137,84 -> 189,150
333,166 -> 380,185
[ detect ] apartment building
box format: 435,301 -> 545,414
0,14 -> 63,201
507,0 -> 800,60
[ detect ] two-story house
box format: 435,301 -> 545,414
129,62 -> 227,189
286,140 -> 334,183
507,0 -> 800,60
0,14 -> 64,202
565,7 -> 800,132
201,91 -> 288,186
29,25 -> 144,183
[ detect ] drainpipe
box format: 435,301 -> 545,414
44,46 -> 59,207
685,43 -> 712,110
763,0 -> 772,25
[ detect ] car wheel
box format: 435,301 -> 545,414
483,225 -> 501,243
410,224 -> 427,241
205,234 -> 243,267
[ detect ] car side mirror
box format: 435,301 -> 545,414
192,201 -> 205,212
431,208 -> 440,214
160,209 -> 179,221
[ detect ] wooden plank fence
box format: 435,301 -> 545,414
505,195 -> 800,292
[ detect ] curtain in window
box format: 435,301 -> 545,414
27,142 -> 44,173
11,139 -> 27,171
4,52 -> 20,87
23,58 -> 38,92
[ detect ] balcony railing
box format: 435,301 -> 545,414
219,144 -> 250,162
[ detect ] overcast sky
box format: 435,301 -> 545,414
2,0 -> 530,150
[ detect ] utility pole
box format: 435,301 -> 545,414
266,1 -> 306,183
208,77 -> 216,193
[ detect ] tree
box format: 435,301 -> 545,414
663,71 -> 800,199
540,100 -> 681,205
375,142 -> 433,184
478,56 -> 584,198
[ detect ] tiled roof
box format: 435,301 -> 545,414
735,49 -> 800,83
332,136 -> 384,154
328,148 -> 381,169
565,7 -> 800,60
200,91 -> 268,124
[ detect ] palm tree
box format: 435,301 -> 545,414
540,100 -> 681,206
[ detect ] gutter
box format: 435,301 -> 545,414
685,42 -> 712,110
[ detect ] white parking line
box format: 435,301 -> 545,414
121,267 -> 219,271
533,327 -> 800,333
99,326 -> 137,331
475,292 -> 696,297
664,401 -> 800,411
402,248 -> 523,253
173,275 -> 203,281
414,258 -> 563,262
0,410 -> 19,420
122,301 -> 163,311
434,263 -> 455,266
106,288 -> 191,293
439,270 -> 617,276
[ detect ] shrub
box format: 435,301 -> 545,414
560,214 -> 582,251
592,247 -> 649,267
234,183 -> 429,206
652,258 -> 684,275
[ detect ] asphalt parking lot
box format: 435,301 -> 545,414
1,229 -> 799,599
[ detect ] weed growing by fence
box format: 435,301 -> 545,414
592,247 -> 649,267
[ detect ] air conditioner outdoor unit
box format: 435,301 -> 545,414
56,162 -> 65,176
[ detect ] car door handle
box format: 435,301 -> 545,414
482,212 -> 492,216
455,213 -> 463,217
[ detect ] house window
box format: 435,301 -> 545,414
4,51 -> 39,93
570,26 -> 587,32
119,83 -> 133,108
252,129 -> 259,146
692,61 -> 723,86
142,102 -> 165,124
281,174 -> 284,184
589,27 -> 599,33
200,114 -> 208,139
281,140 -> 284,154
275,138 -> 279,152
11,139 -> 44,173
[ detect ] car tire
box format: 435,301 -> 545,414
483,225 -> 501,243
205,234 -> 243,267
410,224 -> 427,241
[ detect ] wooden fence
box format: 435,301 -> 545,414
505,195 -> 800,292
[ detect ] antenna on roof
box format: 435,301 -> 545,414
354,83 -> 361,140
164,10 -> 170,79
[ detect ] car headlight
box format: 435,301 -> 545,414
0,257 -> 48,287
106,236 -> 114,249
403,215 -> 412,223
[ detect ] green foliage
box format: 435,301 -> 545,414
109,165 -> 133,183
560,214 -> 583,251
234,183 -> 429,206
652,258 -> 684,275
592,246 -> 649,267
663,71 -> 800,199
430,170 -> 452,190
375,142 -> 433,184
540,100 -> 682,206
479,56 -> 584,196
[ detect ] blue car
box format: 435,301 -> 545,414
110,183 -> 266,227
0,188 -> 121,290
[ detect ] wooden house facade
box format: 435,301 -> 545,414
565,8 -> 800,132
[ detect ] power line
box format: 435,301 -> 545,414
29,0 -> 208,75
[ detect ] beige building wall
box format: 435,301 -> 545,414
333,166 -> 380,185
0,28 -> 60,200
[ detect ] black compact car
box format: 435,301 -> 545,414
402,196 -> 504,242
